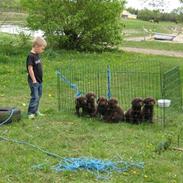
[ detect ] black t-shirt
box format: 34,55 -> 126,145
26,52 -> 43,83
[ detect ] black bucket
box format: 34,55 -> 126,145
0,108 -> 21,125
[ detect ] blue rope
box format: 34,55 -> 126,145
52,157 -> 144,179
56,70 -> 82,97
107,65 -> 112,99
0,137 -> 144,180
53,157 -> 144,172
57,67 -> 112,99
0,136 -> 62,159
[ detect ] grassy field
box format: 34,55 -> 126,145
0,12 -> 27,25
122,40 -> 183,52
122,19 -> 183,51
123,19 -> 182,37
0,33 -> 183,183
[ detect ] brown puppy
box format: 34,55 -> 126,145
142,97 -> 156,123
85,92 -> 97,117
104,98 -> 125,123
75,96 -> 87,116
125,98 -> 143,124
95,96 -> 108,119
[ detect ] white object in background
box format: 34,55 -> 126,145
157,99 -> 171,107
153,32 -> 176,41
0,24 -> 44,37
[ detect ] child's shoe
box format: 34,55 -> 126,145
28,114 -> 35,119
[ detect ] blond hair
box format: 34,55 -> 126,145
32,36 -> 47,47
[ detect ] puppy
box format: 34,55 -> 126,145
142,97 -> 156,123
75,96 -> 87,116
95,96 -> 108,119
85,92 -> 97,117
104,98 -> 125,123
125,98 -> 143,124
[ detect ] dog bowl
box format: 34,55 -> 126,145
157,99 -> 171,107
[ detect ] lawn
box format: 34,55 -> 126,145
0,12 -> 27,25
122,40 -> 183,52
123,19 -> 182,37
0,34 -> 183,183
121,19 -> 183,52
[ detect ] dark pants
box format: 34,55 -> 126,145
28,82 -> 42,115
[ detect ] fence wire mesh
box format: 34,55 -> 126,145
57,60 -> 183,124
161,66 -> 182,127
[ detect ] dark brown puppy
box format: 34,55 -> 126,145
75,96 -> 87,116
85,92 -> 97,117
125,98 -> 143,124
104,98 -> 125,123
142,97 -> 156,123
95,96 -> 108,119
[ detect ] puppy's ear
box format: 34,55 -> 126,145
97,97 -> 101,104
113,98 -> 118,105
131,98 -> 137,106
85,93 -> 89,98
76,97 -> 80,105
143,98 -> 147,103
151,99 -> 156,105
132,98 -> 143,106
91,93 -> 96,99
140,100 -> 143,106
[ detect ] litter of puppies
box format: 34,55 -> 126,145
75,92 -> 156,124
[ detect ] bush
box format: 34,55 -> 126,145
21,0 -> 125,51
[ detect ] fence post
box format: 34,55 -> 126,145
177,67 -> 183,111
97,72 -> 100,97
57,69 -> 61,111
107,65 -> 111,99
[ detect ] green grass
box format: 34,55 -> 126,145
122,19 -> 183,52
0,12 -> 27,25
123,19 -> 182,37
122,40 -> 183,52
1,34 -> 183,183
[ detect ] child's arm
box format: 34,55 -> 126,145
28,65 -> 37,83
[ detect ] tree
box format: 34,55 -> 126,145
126,7 -> 138,15
172,7 -> 183,23
137,9 -> 154,21
21,0 -> 125,51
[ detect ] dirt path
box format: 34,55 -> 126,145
121,47 -> 183,58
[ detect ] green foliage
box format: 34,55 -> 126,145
126,7 -> 139,15
17,32 -> 31,47
21,0 -> 124,51
126,6 -> 183,23
173,7 -> 183,23
137,9 -> 161,23
127,7 -> 178,23
155,138 -> 172,154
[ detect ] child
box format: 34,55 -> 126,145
26,36 -> 47,119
